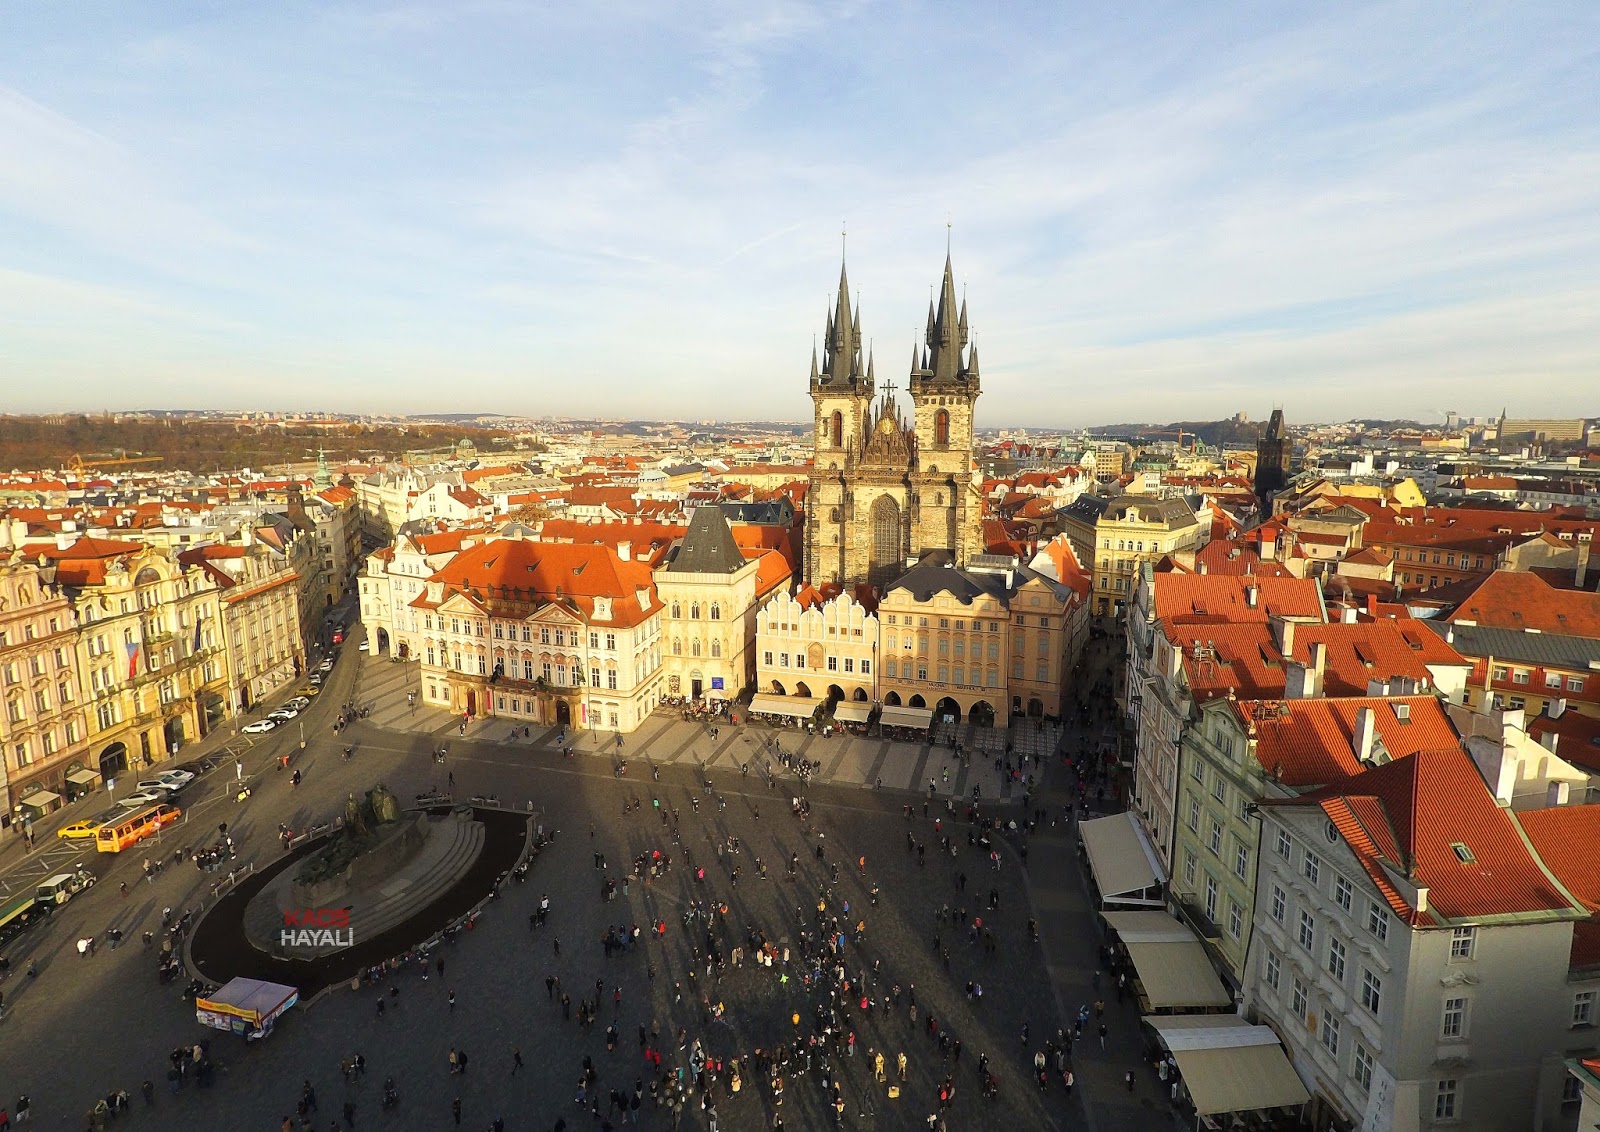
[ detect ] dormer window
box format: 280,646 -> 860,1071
1451,842 -> 1475,863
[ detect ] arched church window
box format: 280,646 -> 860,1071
710,603 -> 721,620
711,639 -> 721,658
690,603 -> 700,619
691,639 -> 701,657
671,602 -> 681,619
672,639 -> 682,655
935,493 -> 944,505
830,507 -> 840,523
830,411 -> 843,447
934,409 -> 950,447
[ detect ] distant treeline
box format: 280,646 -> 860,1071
0,416 -> 515,474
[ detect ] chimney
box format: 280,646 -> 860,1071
1354,706 -> 1377,763
1308,641 -> 1326,697
1549,698 -> 1568,719
1366,677 -> 1386,697
1445,625 -> 1454,645
1548,781 -> 1571,807
1286,662 -> 1310,699
1246,585 -> 1258,609
1260,534 -> 1275,562
1492,757 -> 1517,806
1273,616 -> 1295,658
617,540 -> 632,562
1538,729 -> 1560,755
1578,543 -> 1591,590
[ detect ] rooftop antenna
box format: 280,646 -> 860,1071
946,214 -> 952,255
841,221 -> 847,261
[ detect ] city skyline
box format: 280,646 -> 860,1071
2,3 -> 1597,425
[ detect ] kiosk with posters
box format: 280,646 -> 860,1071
196,977 -> 299,1040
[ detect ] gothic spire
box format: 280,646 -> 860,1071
925,252 -> 967,383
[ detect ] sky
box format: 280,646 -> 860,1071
1,2 -> 1597,429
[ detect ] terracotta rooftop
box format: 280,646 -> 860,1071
1231,694 -> 1459,789
1280,745 -> 1579,927
1152,574 -> 1324,625
1446,570 -> 1600,637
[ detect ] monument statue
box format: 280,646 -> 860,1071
344,792 -> 369,838
371,782 -> 399,825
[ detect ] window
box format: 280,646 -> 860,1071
1234,844 -> 1249,880
1327,937 -> 1347,982
1546,672 -> 1563,689
1183,850 -> 1197,886
1276,829 -> 1292,859
1435,1079 -> 1457,1120
1361,969 -> 1382,1015
1353,1044 -> 1374,1092
1512,670 -> 1529,685
1493,665 -> 1509,681
1187,798 -> 1200,832
1227,900 -> 1243,940
1573,991 -> 1595,1028
1270,884 -> 1286,924
827,656 -> 837,671
1298,910 -> 1315,952
1320,1012 -> 1341,1056
1569,676 -> 1586,693
763,651 -> 773,666
1191,758 -> 1204,783
1291,978 -> 1308,1021
1441,996 -> 1468,1039
1208,820 -> 1222,855
1265,949 -> 1281,991
1335,875 -> 1353,912
861,660 -> 870,676
1449,927 -> 1476,960
1212,776 -> 1226,804
1367,902 -> 1390,941
1302,851 -> 1320,885
1204,876 -> 1218,920
607,671 -> 617,690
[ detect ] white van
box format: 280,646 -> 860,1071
36,870 -> 96,907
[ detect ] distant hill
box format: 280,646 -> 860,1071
1088,419 -> 1265,448
0,416 -> 515,474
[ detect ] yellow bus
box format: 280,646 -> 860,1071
96,803 -> 181,853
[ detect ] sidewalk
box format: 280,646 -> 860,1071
354,649 -> 1057,803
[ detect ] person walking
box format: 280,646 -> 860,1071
512,1047 -> 523,1074
451,1097 -> 462,1125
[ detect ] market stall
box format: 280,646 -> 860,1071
196,977 -> 298,1040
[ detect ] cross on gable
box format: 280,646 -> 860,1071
880,379 -> 899,399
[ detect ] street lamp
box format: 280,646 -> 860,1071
299,720 -> 305,750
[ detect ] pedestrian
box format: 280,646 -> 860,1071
1125,1069 -> 1136,1092
554,937 -> 561,956
452,1097 -> 462,1125
512,1047 -> 524,1074
448,991 -> 456,1011
1099,1022 -> 1108,1051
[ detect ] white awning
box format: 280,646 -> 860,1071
832,702 -> 872,724
748,694 -> 821,720
1148,1015 -> 1310,1116
1079,812 -> 1166,905
1103,911 -> 1232,1011
20,791 -> 62,809
66,768 -> 100,785
880,705 -> 933,729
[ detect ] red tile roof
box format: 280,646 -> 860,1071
1152,574 -> 1324,625
1231,695 -> 1459,788
1528,712 -> 1600,774
415,538 -> 658,628
1281,745 -> 1578,926
1178,621 -> 1468,701
1517,806 -> 1600,913
1446,570 -> 1600,637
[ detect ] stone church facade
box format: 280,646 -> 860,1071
804,255 -> 986,588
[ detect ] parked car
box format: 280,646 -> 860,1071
358,641 -> 369,651
317,658 -> 335,674
268,707 -> 301,722
296,685 -> 321,698
134,780 -> 180,798
242,719 -> 280,734
284,696 -> 311,711
154,769 -> 195,787
308,673 -> 324,686
117,789 -> 173,808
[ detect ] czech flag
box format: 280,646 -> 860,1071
125,640 -> 141,679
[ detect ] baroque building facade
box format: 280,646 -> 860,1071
804,255 -> 985,589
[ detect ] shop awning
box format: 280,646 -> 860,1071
1103,911 -> 1232,1011
832,702 -> 872,724
1148,1015 -> 1310,1116
1079,812 -> 1166,905
880,705 -> 933,729
20,791 -> 62,810
748,694 -> 821,720
67,769 -> 99,785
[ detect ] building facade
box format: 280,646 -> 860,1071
756,588 -> 880,705
0,556 -> 91,825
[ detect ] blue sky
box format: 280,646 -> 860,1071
1,2 -> 1597,427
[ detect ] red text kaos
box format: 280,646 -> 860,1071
280,908 -> 353,949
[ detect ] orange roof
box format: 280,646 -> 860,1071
1447,570 -> 1600,637
417,538 -> 657,628
38,535 -> 145,560
1179,621 -> 1467,701
1518,806 -> 1600,914
1153,574 -> 1323,625
1231,695 -> 1458,788
1283,745 -> 1576,926
749,549 -> 792,599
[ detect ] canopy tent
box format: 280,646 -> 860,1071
1147,1015 -> 1310,1117
66,768 -> 99,785
1078,812 -> 1166,906
19,791 -> 62,810
879,705 -> 934,729
831,702 -> 872,724
748,694 -> 821,720
1102,911 -> 1232,1011
196,978 -> 299,1039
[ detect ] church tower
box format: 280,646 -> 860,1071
908,255 -> 983,567
805,260 -> 875,586
1254,408 -> 1289,514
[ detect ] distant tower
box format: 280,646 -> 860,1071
1254,408 -> 1289,512
313,446 -> 333,491
805,258 -> 875,586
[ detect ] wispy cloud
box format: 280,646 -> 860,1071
0,2 -> 1595,422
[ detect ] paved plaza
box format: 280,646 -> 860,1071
0,625 -> 1182,1131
